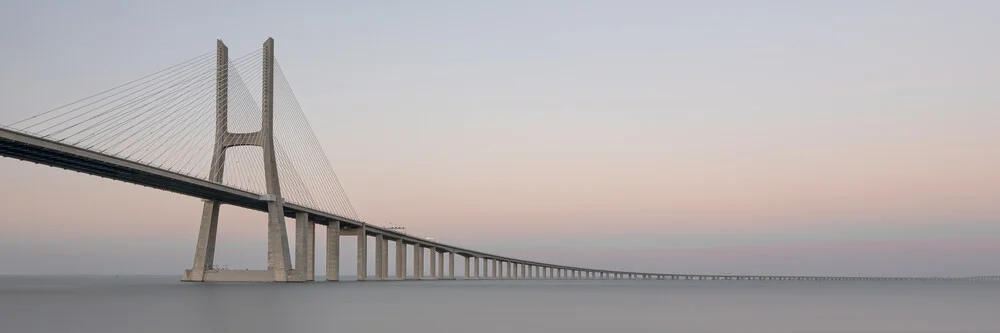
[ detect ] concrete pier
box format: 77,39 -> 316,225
448,252 -> 456,279
428,247 -> 437,280
413,245 -> 423,280
374,234 -> 384,280
464,256 -> 470,279
293,212 -> 313,282
438,251 -> 445,279
395,240 -> 405,280
474,257 -> 480,280
356,226 -> 367,281
326,221 -> 340,281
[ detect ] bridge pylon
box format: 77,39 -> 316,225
182,38 -> 296,282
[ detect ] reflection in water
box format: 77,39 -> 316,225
0,276 -> 998,333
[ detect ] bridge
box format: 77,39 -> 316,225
0,38 -> 995,283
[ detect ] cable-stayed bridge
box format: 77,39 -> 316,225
0,38 -> 995,283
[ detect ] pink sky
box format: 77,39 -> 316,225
0,1 -> 998,276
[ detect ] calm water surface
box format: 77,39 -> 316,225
0,276 -> 997,333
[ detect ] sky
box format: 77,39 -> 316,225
0,0 -> 998,277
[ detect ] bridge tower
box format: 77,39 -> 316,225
182,38 -> 295,282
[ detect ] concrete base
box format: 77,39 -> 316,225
182,269 -> 301,282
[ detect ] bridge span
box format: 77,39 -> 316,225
0,38 -> 994,283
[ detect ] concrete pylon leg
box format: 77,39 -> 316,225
326,221 -> 340,281
474,258 -> 480,280
184,200 -> 221,282
183,41 -> 228,283
265,204 -> 291,282
262,38 -> 291,283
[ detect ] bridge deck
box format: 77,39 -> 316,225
2,127 -> 994,282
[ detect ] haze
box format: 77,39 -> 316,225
0,0 -> 997,277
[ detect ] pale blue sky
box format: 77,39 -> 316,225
0,0 -> 998,276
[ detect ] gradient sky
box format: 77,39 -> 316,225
0,0 -> 998,276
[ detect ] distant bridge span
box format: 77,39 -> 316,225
0,38 -> 994,283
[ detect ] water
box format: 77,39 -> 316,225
0,276 -> 997,333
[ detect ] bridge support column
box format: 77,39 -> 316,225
464,256 -> 470,279
357,226 -> 367,281
293,212 -> 314,282
326,221 -> 340,281
396,240 -> 406,280
449,252 -> 456,279
438,251 -> 445,279
474,257 -> 480,280
492,260 -> 498,279
381,238 -> 390,280
374,234 -> 384,280
184,200 -> 222,282
412,245 -> 421,280
428,247 -> 437,280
